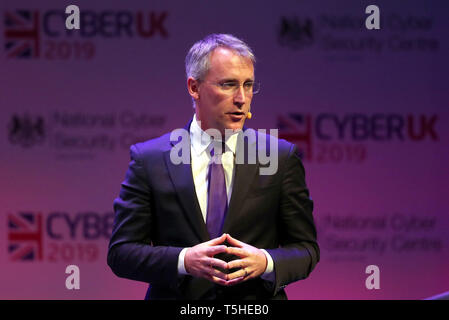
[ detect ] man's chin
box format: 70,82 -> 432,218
225,124 -> 244,134
213,121 -> 244,137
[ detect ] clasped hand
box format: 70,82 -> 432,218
184,233 -> 268,286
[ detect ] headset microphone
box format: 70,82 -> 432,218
247,111 -> 252,119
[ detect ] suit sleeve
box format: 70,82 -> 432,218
107,144 -> 183,288
265,143 -> 320,295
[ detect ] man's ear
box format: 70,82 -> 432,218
187,77 -> 200,101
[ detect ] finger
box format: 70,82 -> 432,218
226,267 -> 248,281
209,275 -> 229,286
226,247 -> 249,258
205,267 -> 229,281
227,258 -> 247,270
205,257 -> 228,270
224,276 -> 245,286
225,234 -> 244,247
207,233 -> 227,246
206,245 -> 228,256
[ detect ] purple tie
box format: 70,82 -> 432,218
206,142 -> 228,239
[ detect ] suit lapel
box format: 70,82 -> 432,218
163,123 -> 260,242
163,122 -> 209,243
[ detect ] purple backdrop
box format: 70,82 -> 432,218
1,0 -> 448,299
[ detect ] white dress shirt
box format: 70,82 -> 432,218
177,115 -> 275,283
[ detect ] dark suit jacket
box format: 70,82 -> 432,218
107,121 -> 319,300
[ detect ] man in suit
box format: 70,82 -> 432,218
107,34 -> 319,300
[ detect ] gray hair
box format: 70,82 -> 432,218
185,34 -> 256,109
185,33 -> 256,81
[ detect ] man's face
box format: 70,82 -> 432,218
192,47 -> 254,135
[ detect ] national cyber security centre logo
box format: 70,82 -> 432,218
7,112 -> 166,159
8,114 -> 45,148
277,13 -> 440,55
7,211 -> 113,262
3,8 -> 168,59
278,113 -> 439,163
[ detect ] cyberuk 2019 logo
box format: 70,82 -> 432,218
7,211 -> 114,262
278,113 -> 439,163
3,9 -> 168,59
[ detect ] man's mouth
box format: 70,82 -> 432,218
227,112 -> 245,122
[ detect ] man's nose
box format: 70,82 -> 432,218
233,86 -> 246,105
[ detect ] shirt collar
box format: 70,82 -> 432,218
190,114 -> 239,156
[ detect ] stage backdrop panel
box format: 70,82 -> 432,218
0,0 -> 448,299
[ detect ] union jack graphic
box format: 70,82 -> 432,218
8,212 -> 44,261
278,113 -> 313,161
4,10 -> 40,58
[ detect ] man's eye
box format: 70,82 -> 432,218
222,82 -> 238,89
243,82 -> 254,89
